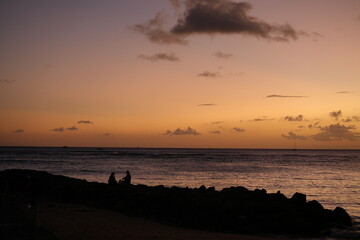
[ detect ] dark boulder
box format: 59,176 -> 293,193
333,207 -> 352,226
306,200 -> 325,215
291,192 -> 307,205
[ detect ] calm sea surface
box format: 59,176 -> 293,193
1,147 -> 359,232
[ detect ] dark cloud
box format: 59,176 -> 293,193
104,133 -> 110,136
298,126 -> 304,128
132,12 -> 188,45
233,127 -> 245,133
135,0 -> 307,45
211,121 -> 224,124
50,127 -> 65,132
78,120 -> 94,124
313,123 -> 360,141
138,52 -> 180,62
267,94 -> 307,98
284,114 -> 304,122
0,79 -> 15,84
171,0 -> 302,42
197,103 -> 217,107
66,126 -> 78,131
164,127 -> 200,136
213,51 -> 233,59
329,110 -> 342,120
13,129 -> 24,133
336,91 -> 350,94
210,130 -> 221,134
197,71 -> 220,77
308,122 -> 321,129
281,132 -> 307,140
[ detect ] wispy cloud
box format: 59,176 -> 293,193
197,71 -> 220,78
197,103 -> 217,107
164,127 -> 200,136
13,129 -> 24,133
131,12 -> 188,45
78,120 -> 94,124
336,91 -> 350,94
284,115 -> 304,122
313,123 -> 360,141
232,127 -> 245,133
329,110 -> 342,120
138,52 -> 180,62
66,126 -> 78,131
169,0 -> 181,10
308,122 -> 321,129
342,116 -> 360,123
353,116 -> 360,122
213,51 -> 233,59
0,79 -> 15,84
210,130 -> 221,134
299,31 -> 325,41
342,118 -> 352,123
228,72 -> 245,77
211,121 -> 224,124
267,94 -> 307,98
282,132 -> 307,140
50,127 -> 65,132
253,118 -> 267,122
251,117 -> 275,122
311,32 -> 325,38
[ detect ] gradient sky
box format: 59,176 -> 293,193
1,0 -> 359,149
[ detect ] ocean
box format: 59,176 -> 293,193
1,147 -> 359,234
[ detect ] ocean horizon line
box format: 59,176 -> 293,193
1,145 -> 359,151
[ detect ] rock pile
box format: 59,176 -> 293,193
0,169 -> 352,236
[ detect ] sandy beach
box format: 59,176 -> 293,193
36,201 -> 285,240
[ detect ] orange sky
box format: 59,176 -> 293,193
0,0 -> 359,149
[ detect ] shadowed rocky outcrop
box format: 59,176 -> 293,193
0,169 -> 353,237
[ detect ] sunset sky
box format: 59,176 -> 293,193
1,0 -> 359,149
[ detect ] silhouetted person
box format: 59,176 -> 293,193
108,172 -> 117,186
121,170 -> 131,185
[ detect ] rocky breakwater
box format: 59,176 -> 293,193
0,169 -> 353,237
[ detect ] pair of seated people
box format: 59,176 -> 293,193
108,171 -> 131,185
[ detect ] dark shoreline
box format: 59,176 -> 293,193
0,169 -> 354,239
